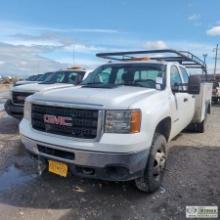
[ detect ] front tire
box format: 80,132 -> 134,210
135,133 -> 167,193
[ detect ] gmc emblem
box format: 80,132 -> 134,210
43,114 -> 72,127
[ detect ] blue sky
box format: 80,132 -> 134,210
0,0 -> 220,76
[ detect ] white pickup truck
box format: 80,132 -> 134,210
14,73 -> 46,87
19,50 -> 212,192
5,68 -> 90,119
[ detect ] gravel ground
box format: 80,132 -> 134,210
0,102 -> 219,219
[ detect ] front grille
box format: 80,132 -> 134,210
12,91 -> 34,105
32,104 -> 99,139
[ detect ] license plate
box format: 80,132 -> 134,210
48,160 -> 68,177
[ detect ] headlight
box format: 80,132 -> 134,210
24,101 -> 31,120
105,109 -> 141,133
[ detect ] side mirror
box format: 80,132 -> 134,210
171,83 -> 182,93
188,75 -> 201,95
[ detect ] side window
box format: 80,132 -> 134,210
180,67 -> 189,83
115,68 -> 126,84
68,72 -> 78,84
94,67 -> 111,84
170,66 -> 183,89
134,70 -> 162,80
56,73 -> 65,83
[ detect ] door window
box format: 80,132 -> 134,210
94,67 -> 112,84
180,67 -> 189,83
67,72 -> 78,84
170,66 -> 183,90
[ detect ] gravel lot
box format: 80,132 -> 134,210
0,89 -> 220,220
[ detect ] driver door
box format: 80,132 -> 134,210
169,65 -> 187,138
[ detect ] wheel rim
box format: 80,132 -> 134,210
152,148 -> 166,180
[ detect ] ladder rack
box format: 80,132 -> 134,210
96,49 -> 207,73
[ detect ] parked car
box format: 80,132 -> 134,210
19,50 -> 212,192
5,68 -> 90,119
13,73 -> 51,86
212,81 -> 220,104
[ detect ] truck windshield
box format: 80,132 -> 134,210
38,72 -> 54,81
81,63 -> 165,89
40,71 -> 85,84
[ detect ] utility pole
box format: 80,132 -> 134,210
213,44 -> 220,80
203,53 -> 208,81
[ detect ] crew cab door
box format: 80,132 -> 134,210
169,65 -> 189,137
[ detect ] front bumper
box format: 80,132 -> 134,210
4,99 -> 24,119
21,135 -> 149,181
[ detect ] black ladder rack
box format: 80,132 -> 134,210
96,49 -> 207,73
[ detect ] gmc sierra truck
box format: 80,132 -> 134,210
5,68 -> 90,119
19,50 -> 212,192
13,73 -> 50,86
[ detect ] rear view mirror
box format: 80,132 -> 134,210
188,75 -> 201,95
171,83 -> 183,93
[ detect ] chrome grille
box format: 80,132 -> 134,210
31,104 -> 99,139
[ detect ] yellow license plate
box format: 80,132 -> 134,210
48,160 -> 68,177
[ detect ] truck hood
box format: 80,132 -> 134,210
15,80 -> 37,86
32,86 -> 158,109
12,83 -> 73,93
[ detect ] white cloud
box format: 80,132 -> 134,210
143,40 -> 213,57
143,41 -> 168,50
0,26 -> 117,76
207,26 -> 220,36
67,28 -> 118,34
0,21 -> 119,36
0,42 -> 67,76
7,33 -> 107,53
188,14 -> 200,21
8,32 -> 73,47
187,14 -> 202,26
56,57 -> 103,68
0,20 -> 216,76
5,39 -> 64,47
142,40 -> 215,72
64,43 -> 106,53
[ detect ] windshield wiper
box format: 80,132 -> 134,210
116,83 -> 146,88
39,81 -> 55,84
81,82 -> 119,88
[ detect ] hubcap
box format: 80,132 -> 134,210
152,148 -> 166,180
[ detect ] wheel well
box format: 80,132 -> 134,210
155,117 -> 171,141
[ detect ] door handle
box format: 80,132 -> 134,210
184,98 -> 188,102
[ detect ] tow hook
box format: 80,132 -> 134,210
81,167 -> 95,175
